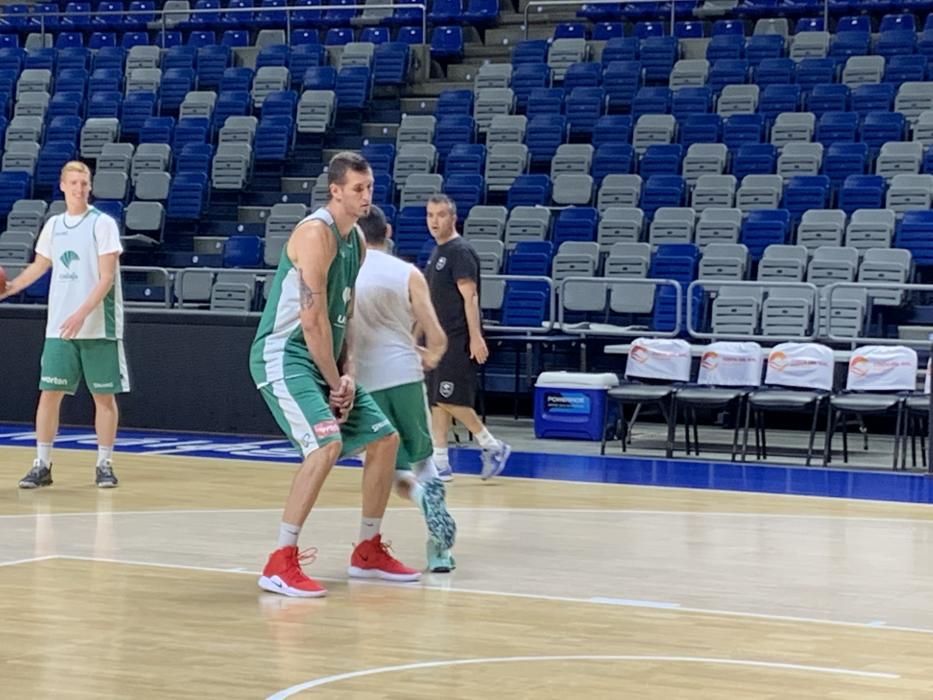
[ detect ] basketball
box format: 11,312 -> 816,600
0,265 -> 7,295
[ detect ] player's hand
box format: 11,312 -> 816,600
469,335 -> 489,365
60,311 -> 87,339
416,345 -> 443,371
329,374 -> 355,423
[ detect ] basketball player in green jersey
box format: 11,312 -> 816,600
250,152 -> 419,598
353,205 -> 457,573
0,160 -> 126,489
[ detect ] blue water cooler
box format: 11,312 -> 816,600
534,372 -> 620,440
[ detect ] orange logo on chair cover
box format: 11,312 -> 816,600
849,355 -> 870,377
630,344 -> 649,363
700,351 -> 719,370
768,351 -> 788,371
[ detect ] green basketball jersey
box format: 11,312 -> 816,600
249,207 -> 362,388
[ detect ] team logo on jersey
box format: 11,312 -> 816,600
336,287 -> 352,326
59,250 -> 80,269
439,381 -> 454,398
435,257 -> 447,271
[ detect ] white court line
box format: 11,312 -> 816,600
266,655 -> 900,698
3,506 -> 933,526
50,555 -> 933,637
0,555 -> 59,568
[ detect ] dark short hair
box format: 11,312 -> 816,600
426,194 -> 457,217
327,151 -> 372,190
357,205 -> 388,245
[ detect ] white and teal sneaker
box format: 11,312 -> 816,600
426,539 -> 456,573
481,441 -> 511,481
419,479 -> 456,550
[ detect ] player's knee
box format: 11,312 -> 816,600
305,439 -> 342,465
381,430 -> 400,451
40,390 -> 66,404
91,393 -> 117,408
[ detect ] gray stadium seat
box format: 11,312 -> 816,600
597,207 -> 644,250
485,143 -> 528,192
796,209 -> 846,255
694,207 -> 742,248
463,205 -> 508,239
845,208 -> 896,253
297,91 -> 336,134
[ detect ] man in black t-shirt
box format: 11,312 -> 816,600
424,195 -> 511,482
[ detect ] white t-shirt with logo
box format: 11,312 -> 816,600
34,207 -> 124,340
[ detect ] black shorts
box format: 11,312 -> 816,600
427,334 -> 477,408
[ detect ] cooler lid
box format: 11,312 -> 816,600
535,371 -> 620,389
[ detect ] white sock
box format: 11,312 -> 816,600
410,482 -> 426,508
433,447 -> 449,468
414,457 -> 440,482
278,522 -> 301,548
475,428 -> 498,450
37,443 -> 52,466
97,446 -> 114,465
359,517 -> 381,542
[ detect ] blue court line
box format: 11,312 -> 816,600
2,424 -> 932,506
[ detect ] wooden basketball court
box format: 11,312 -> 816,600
3,444 -> 933,699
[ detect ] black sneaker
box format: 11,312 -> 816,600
19,460 -> 53,489
96,460 -> 119,488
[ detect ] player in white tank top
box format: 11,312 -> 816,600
353,206 -> 457,572
0,161 -> 125,489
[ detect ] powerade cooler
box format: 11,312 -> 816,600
534,372 -> 620,440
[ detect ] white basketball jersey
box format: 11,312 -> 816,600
352,249 -> 423,392
34,207 -> 124,340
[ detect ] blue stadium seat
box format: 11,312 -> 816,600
511,63 -> 549,112
795,17 -> 824,33
634,21 -> 666,39
885,54 -> 927,86
334,66 -> 371,111
860,111 -> 906,154
875,30 -> 916,59
256,44 -> 289,69
640,175 -> 685,219
602,60 -> 642,113
167,171 -> 208,219
806,83 -> 849,115
444,143 -> 485,176
188,31 -> 217,47
895,211 -> 933,266
435,88 -> 473,116
261,90 -> 297,119
212,91 -> 250,131
173,117 -> 210,150
46,115 -> 82,143
796,58 -> 836,91
593,143 -> 635,182
836,15 -> 871,33
708,58 -> 749,93
463,0 -> 498,25
220,66 -> 254,93
254,116 -> 293,161
732,143 -> 777,180
722,113 -> 765,149
257,0 -> 288,28
754,57 -> 795,87
555,22 -> 588,40
830,31 -> 870,60
592,115 -> 632,147
740,208 -> 791,261
500,282 -> 549,327
36,140 -> 75,189
783,175 -> 830,222
852,83 -> 896,115
289,44 -> 326,88
879,13 -> 915,33
155,31 -> 184,49
566,87 -> 604,137
632,86 -> 671,120
56,32 -> 84,50
650,243 -> 700,287
87,90 -> 122,118
639,144 -> 684,178
444,173 -> 485,213
707,34 -> 744,61
822,141 -> 868,184
197,45 -> 232,89
553,207 -> 598,246
325,28 -> 353,46
89,67 -> 123,94
121,32 -> 150,49
745,34 -> 784,66
431,26 -> 464,61
507,174 -> 551,208
140,116 -> 176,145
163,46 -> 197,72
526,115 -> 567,167
815,110 -> 859,145
528,87 -> 565,118
161,68 -> 195,113
679,113 -> 722,147
302,66 -> 336,91
93,47 -> 125,72
120,91 -> 157,136
48,92 -> 82,119
592,22 -> 624,41
563,62 -> 601,90
671,87 -> 712,121
361,143 -> 395,174
759,83 -> 800,121
639,37 -> 678,84
601,37 -> 638,65
360,27 -> 390,45
838,174 -> 885,214
176,143 -> 214,174
394,206 -> 430,259
712,19 -> 745,36
223,235 -> 263,267
675,20 -> 705,38
434,114 -> 475,162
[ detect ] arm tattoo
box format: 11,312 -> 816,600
299,270 -> 320,310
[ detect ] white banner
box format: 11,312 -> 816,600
764,342 -> 835,391
846,346 -> 918,392
626,338 -> 691,382
926,358 -> 931,394
698,342 -> 764,387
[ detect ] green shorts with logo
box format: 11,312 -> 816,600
259,374 -> 397,459
39,338 -> 130,395
368,381 -> 433,471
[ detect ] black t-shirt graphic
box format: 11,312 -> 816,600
425,236 -> 481,337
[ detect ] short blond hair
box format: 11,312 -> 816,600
60,160 -> 91,180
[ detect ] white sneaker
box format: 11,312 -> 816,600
481,441 -> 511,481
436,463 -> 454,482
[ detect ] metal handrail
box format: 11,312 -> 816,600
823,282 -> 933,347
23,2 -> 429,79
522,0 -> 832,41
557,275 -> 682,338
687,279 -> 820,343
480,273 -> 557,334
122,265 -> 173,308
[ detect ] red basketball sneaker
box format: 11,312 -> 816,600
347,535 -> 422,582
258,546 -> 328,598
